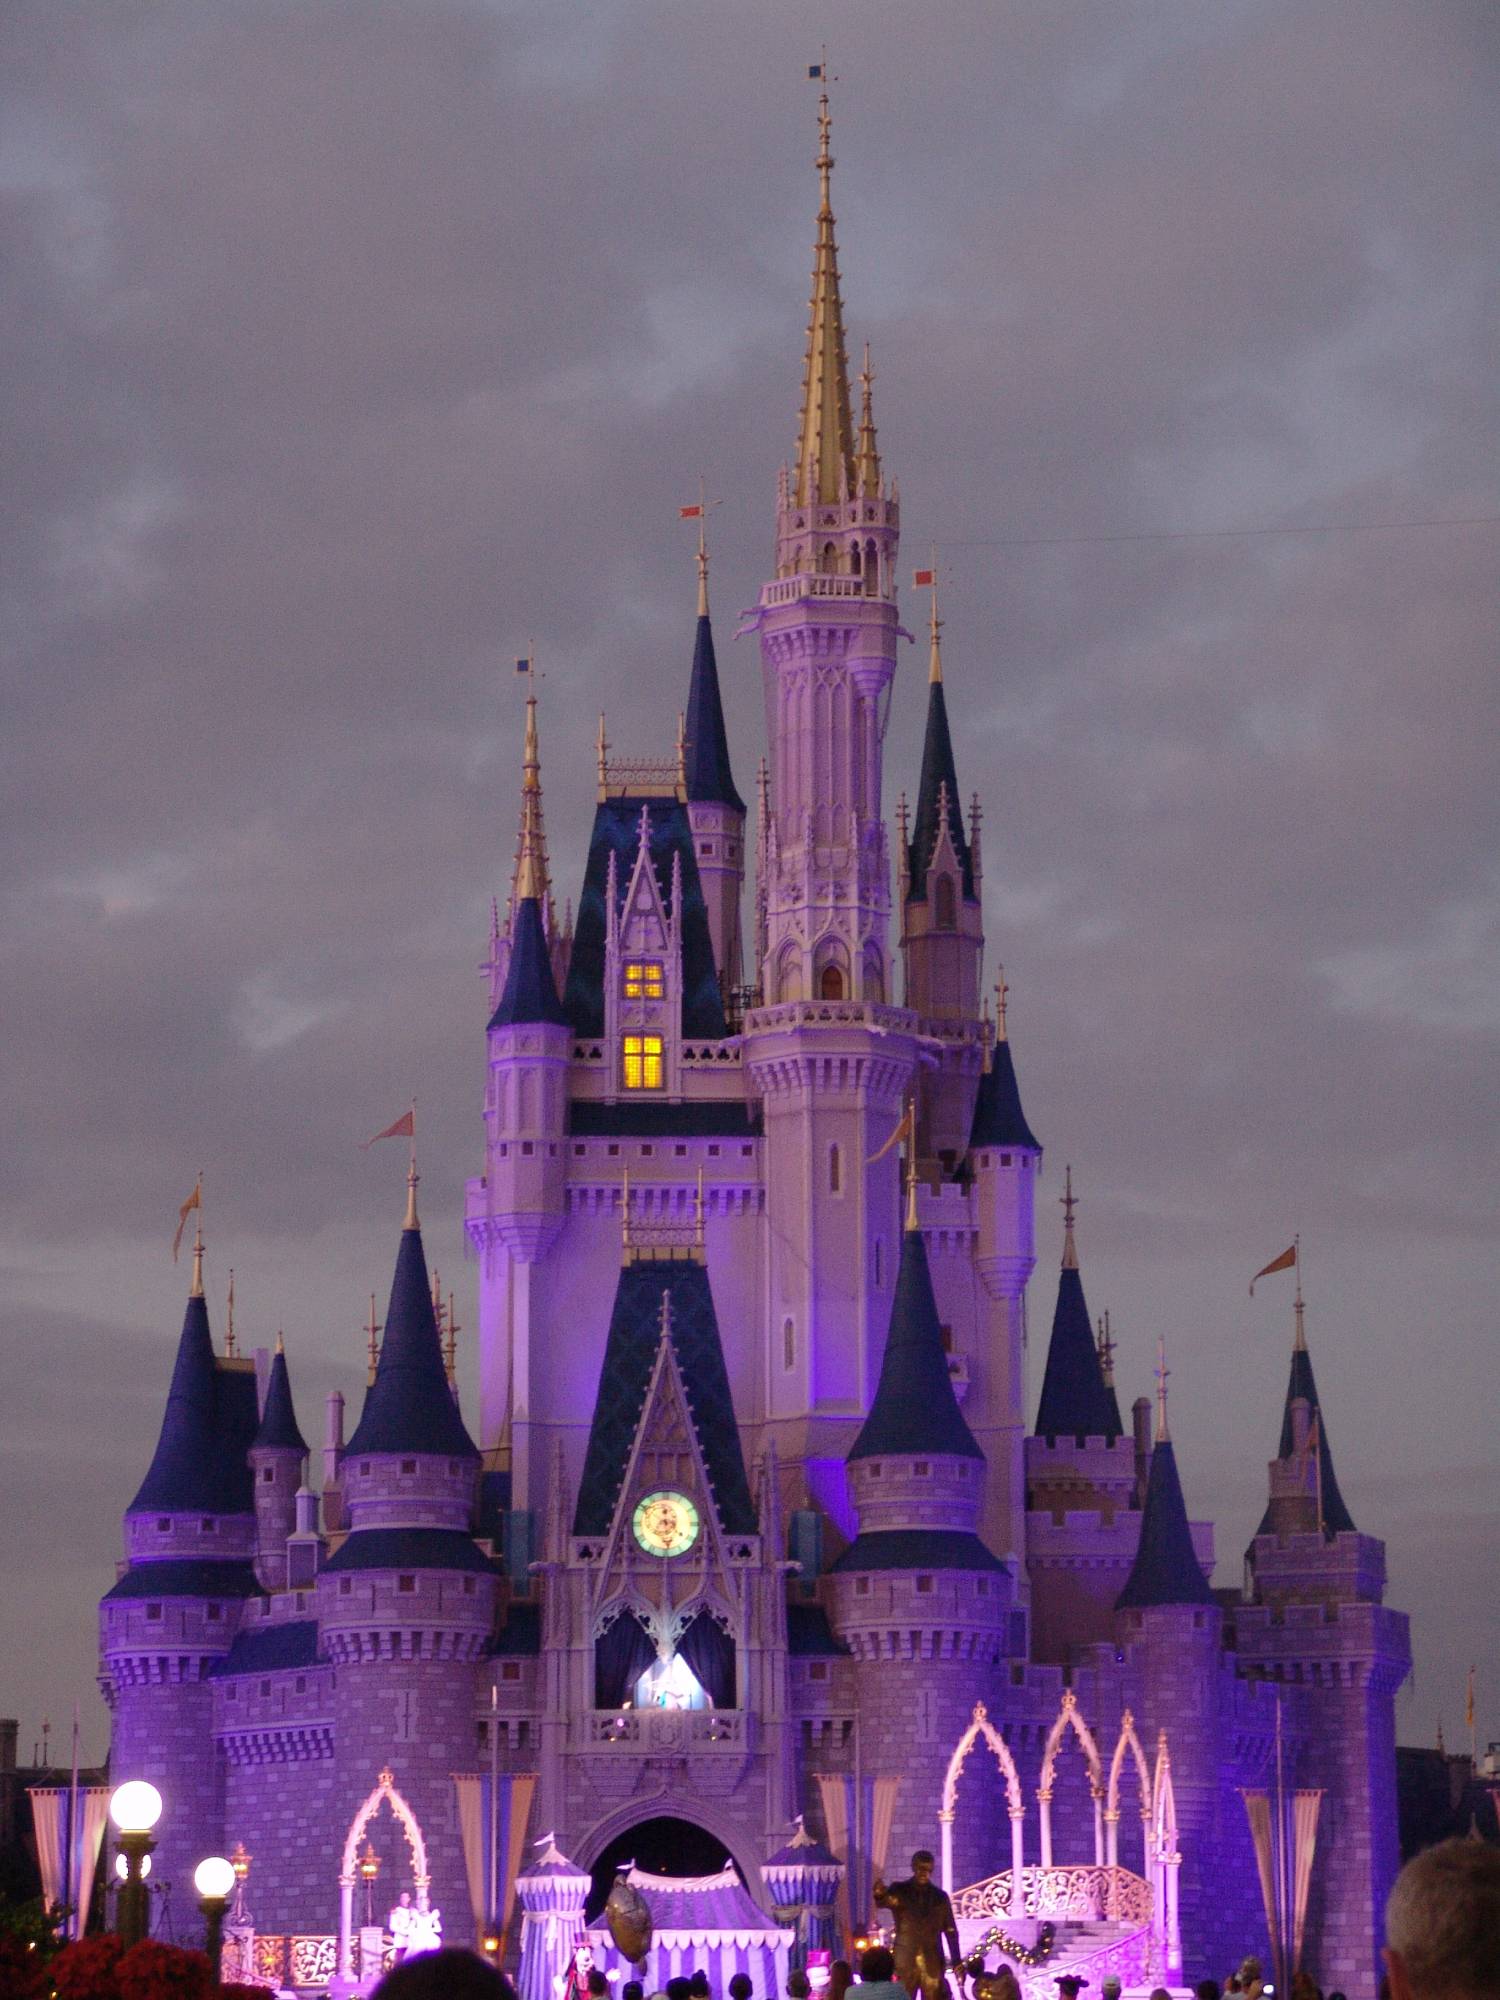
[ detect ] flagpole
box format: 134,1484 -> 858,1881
489,1686 -> 500,1945
67,1704 -> 80,1939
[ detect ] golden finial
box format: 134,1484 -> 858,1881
995,965 -> 1010,1042
225,1267 -> 237,1358
676,711 -> 687,793
275,1328 -> 285,1357
795,62 -> 857,507
980,996 -> 994,1073
365,1294 -> 380,1385
512,662 -> 550,908
596,712 -> 609,796
856,341 -> 881,500
695,1167 -> 706,1253
1060,1163 -> 1078,1270
444,1291 -> 460,1391
1096,1310 -> 1115,1386
690,474 -> 712,617
926,551 -> 943,685
1154,1333 -> 1170,1443
904,1107 -> 920,1233
189,1177 -> 205,1300
1292,1234 -> 1306,1352
431,1267 -> 444,1334
620,1161 -> 633,1261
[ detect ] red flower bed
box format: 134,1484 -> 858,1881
47,1935 -> 243,2000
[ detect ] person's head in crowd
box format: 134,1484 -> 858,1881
1386,1836 -> 1500,2000
373,1949 -> 513,1999
728,1976 -> 753,2000
623,1983 -> 645,2000
689,1974 -> 711,2000
588,1974 -> 609,1997
860,1947 -> 897,1986
787,1974 -> 812,2000
667,1978 -> 693,2000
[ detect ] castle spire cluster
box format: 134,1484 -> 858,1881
100,85 -> 1407,1993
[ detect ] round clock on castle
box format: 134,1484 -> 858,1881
632,1490 -> 700,1558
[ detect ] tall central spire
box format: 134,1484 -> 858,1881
510,680 -> 551,914
794,88 -> 857,508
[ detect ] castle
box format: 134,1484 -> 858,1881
99,91 -> 1410,1997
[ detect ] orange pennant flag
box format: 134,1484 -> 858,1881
1249,1243 -> 1297,1296
171,1179 -> 201,1263
362,1108 -> 414,1150
867,1102 -> 914,1166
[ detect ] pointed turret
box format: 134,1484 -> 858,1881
794,87 -> 857,508
968,984 -> 1041,1153
345,1177 -> 478,1462
680,518 -> 747,996
682,551 -> 743,813
849,1203 -> 981,1464
1254,1280 -> 1356,1540
127,1289 -> 225,1516
490,894 -> 568,1029
906,601 -> 974,903
254,1343 -> 308,1456
249,1342 -> 309,1590
1115,1348 -> 1214,1609
1033,1168 -> 1121,1443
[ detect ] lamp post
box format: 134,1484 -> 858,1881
109,1782 -> 163,1949
360,1840 -> 381,1928
195,1856 -> 237,1985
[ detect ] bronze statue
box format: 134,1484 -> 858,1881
873,1850 -> 963,2000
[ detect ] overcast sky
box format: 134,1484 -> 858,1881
3,1 -> 1496,1768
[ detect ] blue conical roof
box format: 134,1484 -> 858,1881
1034,1264 -> 1122,1442
969,1041 -> 1040,1152
489,895 -> 568,1030
253,1347 -> 308,1456
849,1227 -> 982,1461
127,1294 -> 228,1515
1116,1438 -> 1215,1609
683,613 -> 744,812
907,681 -> 974,901
345,1224 -> 478,1459
1253,1342 -> 1356,1539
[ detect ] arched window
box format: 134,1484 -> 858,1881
820,964 -> 844,1001
821,540 -> 837,573
829,1145 -> 842,1194
849,544 -> 861,575
934,875 -> 957,928
865,540 -> 878,595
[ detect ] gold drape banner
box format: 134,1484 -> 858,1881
453,1772 -> 537,1948
1240,1789 -> 1276,1949
815,1774 -> 851,1944
1292,1791 -> 1322,1971
27,1787 -> 110,1937
870,1777 -> 901,1880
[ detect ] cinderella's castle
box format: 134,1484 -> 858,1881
100,93 -> 1410,1998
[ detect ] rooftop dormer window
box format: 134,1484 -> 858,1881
623,961 -> 664,1000
623,1033 -> 664,1090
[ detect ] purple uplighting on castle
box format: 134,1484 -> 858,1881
99,86 -> 1410,2000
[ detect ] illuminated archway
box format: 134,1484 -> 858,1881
938,1701 -> 1024,1899
1037,1689 -> 1105,1868
337,1767 -> 431,1981
1104,1711 -> 1154,1913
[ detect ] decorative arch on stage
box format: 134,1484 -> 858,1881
939,1693 -> 1182,1992
336,1767 -> 431,1983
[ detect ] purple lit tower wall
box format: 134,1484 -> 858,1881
97,87 -> 1409,1997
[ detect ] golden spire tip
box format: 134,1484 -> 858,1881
927,551 -> 943,685
1060,1163 -> 1078,1270
276,1328 -> 285,1356
404,1165 -> 419,1232
995,965 -> 1009,1043
904,1114 -> 920,1233
1154,1333 -> 1170,1443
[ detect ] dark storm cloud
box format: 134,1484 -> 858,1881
2,0 -> 1495,1755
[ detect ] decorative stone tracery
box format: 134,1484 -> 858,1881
1037,1689 -> 1105,1869
336,1767 -> 431,1982
939,1701 -> 1024,1901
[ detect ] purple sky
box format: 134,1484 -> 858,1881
3,1 -> 1496,1767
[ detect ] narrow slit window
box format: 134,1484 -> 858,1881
622,1034 -> 664,1090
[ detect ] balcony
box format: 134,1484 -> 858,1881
582,1708 -> 748,1752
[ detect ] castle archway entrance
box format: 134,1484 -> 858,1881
585,1816 -> 736,1922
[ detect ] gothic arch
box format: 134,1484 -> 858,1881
1037,1688 -> 1105,1868
574,1797 -> 767,1905
938,1701 -> 1024,1896
1105,1710 -> 1154,1908
336,1767 -> 430,1980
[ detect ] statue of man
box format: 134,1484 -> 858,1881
873,1850 -> 963,2000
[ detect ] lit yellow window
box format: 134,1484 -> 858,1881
624,961 -> 664,1000
622,1033 -> 664,1090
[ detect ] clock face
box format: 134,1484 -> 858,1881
632,1490 -> 700,1559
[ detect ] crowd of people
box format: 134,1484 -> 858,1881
370,1839 -> 1500,2000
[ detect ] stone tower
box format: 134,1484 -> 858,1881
743,86 -> 917,1510
827,1173 -> 1021,1883
249,1340 -> 309,1593
99,1231 -> 257,1898
1235,1286 -> 1411,1995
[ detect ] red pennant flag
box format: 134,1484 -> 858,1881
679,504 -> 704,519
912,567 -> 935,588
362,1108 -> 415,1150
1249,1243 -> 1297,1295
